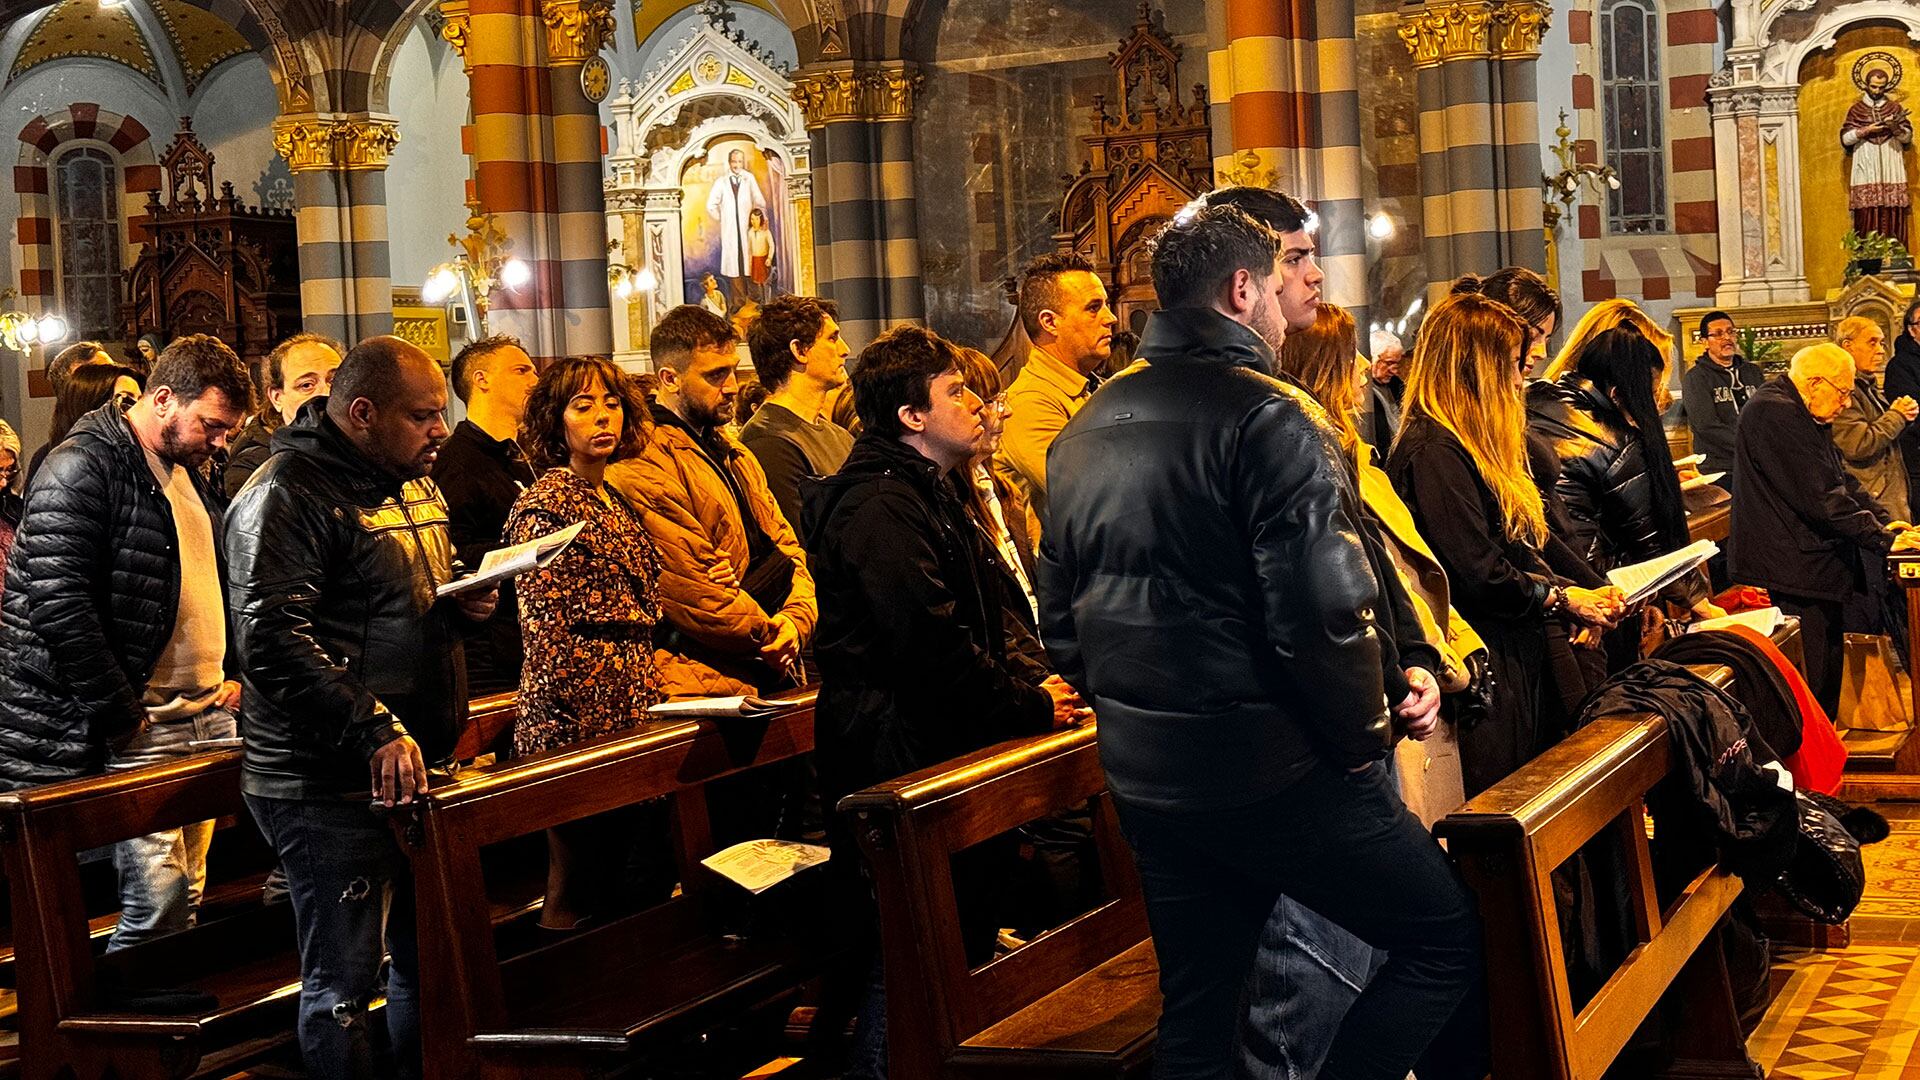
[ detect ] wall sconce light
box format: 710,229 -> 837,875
0,289 -> 68,352
1542,109 -> 1620,234
422,205 -> 525,334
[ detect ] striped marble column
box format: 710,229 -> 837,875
272,115 -> 401,343
1400,0 -> 1551,297
1214,0 -> 1370,333
543,0 -> 615,355
790,64 -> 923,351
442,0 -> 560,361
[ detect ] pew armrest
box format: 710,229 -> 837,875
58,1015 -> 203,1038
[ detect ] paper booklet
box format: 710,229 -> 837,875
434,520 -> 586,598
1687,606 -> 1786,637
646,695 -> 786,720
1673,453 -> 1706,468
700,839 -> 832,894
1680,471 -> 1727,492
1605,539 -> 1719,605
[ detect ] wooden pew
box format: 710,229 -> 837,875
0,749 -> 299,1080
0,691 -> 527,1080
1435,662 -> 1762,1080
401,692 -> 830,1080
841,724 -> 1157,1080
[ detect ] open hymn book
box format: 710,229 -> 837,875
434,520 -> 586,598
1605,539 -> 1719,605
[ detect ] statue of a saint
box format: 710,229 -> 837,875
1842,53 -> 1914,246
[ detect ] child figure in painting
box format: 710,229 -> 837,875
748,208 -> 774,302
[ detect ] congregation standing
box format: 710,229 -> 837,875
0,181 -> 1916,1080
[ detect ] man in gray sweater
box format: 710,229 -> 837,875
742,295 -> 855,534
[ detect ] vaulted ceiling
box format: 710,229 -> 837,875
7,0 -> 252,92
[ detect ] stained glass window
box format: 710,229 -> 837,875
53,147 -> 123,341
1600,0 -> 1668,233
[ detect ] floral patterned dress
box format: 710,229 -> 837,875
504,467 -> 666,757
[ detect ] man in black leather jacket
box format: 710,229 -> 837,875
1039,205 -> 1479,1080
225,336 -> 496,1080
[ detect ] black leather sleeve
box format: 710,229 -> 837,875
17,447 -> 144,742
225,481 -> 406,761
1238,397 -> 1390,769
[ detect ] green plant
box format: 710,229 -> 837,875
1843,229 -> 1912,280
1735,326 -> 1785,377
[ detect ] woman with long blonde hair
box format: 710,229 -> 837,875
1387,292 -> 1623,795
1542,297 -> 1675,384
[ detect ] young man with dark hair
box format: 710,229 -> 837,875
1683,309 -> 1764,479
223,332 -> 345,497
47,339 -> 113,397
608,305 -> 816,697
996,251 -> 1118,531
0,333 -> 252,948
434,334 -> 539,695
741,294 -> 854,529
1040,205 -> 1479,1080
802,324 -> 1085,1078
227,335 -> 495,1080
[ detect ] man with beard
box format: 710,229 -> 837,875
742,295 -> 855,531
609,305 -> 816,698
1039,205 -> 1478,1080
225,336 -> 495,1080
0,334 -> 252,951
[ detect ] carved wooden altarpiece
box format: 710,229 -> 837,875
123,119 -> 299,363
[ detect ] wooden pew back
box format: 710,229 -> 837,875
841,724 -> 1154,1080
403,694 -> 824,1080
0,749 -> 297,1080
1435,663 -> 1757,1080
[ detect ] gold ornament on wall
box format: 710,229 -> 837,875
789,66 -> 923,128
1398,0 -> 1551,69
541,0 -> 617,65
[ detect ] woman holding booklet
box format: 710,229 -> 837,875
503,356 -> 667,929
1389,292 -> 1628,797
1527,324 -> 1725,657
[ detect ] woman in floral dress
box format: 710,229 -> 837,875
505,355 -> 666,927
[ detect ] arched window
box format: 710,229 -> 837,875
52,147 -> 124,340
1600,0 -> 1667,233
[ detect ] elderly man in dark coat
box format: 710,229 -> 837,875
1732,342 -> 1920,715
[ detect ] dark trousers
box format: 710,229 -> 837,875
1113,760 -> 1483,1080
246,794 -> 419,1080
1774,592 -> 1845,719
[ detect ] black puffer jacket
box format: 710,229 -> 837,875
224,400 -> 467,800
801,434 -> 1051,812
0,403 -> 230,789
1039,308 -> 1390,814
1883,332 -> 1920,494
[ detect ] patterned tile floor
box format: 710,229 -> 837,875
1748,805 -> 1920,1079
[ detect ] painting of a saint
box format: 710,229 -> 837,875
682,139 -> 787,309
1842,53 -> 1914,246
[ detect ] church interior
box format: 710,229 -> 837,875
4,0 -> 1920,1077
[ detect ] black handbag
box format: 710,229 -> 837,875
1772,788 -> 1867,924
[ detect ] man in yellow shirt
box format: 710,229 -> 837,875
995,252 -> 1118,529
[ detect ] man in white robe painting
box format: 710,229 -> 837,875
1843,55 -> 1914,248
706,148 -> 767,306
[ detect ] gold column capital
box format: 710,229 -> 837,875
1398,0 -> 1551,68
790,64 -> 924,128
272,115 -> 402,173
438,0 -> 472,70
541,0 -> 616,65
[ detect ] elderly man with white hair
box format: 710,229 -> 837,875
1360,328 -> 1406,448
1731,341 -> 1920,714
1832,315 -> 1918,521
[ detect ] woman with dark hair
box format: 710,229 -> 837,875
26,362 -> 143,487
504,355 -> 666,928
1528,326 -> 1720,626
954,346 -> 1039,624
1454,267 -> 1561,376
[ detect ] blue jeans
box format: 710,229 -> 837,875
1238,898 -> 1381,1079
245,794 -> 419,1080
105,706 -> 237,951
1114,760 -> 1482,1080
